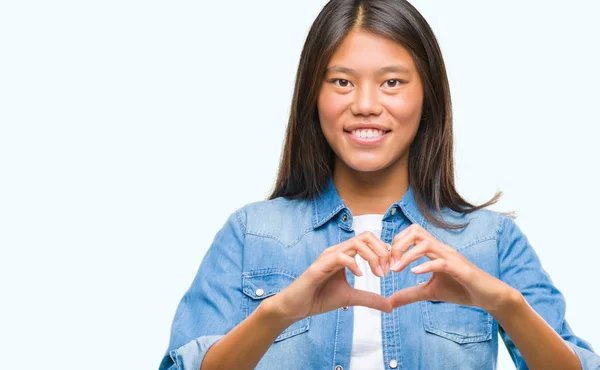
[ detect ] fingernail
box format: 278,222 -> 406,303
391,260 -> 402,271
391,257 -> 396,267
377,265 -> 384,277
384,262 -> 390,275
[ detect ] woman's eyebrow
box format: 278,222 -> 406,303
326,64 -> 410,75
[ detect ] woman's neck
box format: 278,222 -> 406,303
332,159 -> 409,216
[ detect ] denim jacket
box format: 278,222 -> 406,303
159,177 -> 599,370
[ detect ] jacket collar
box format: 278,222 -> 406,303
311,175 -> 426,229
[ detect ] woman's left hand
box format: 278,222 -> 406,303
387,223 -> 517,314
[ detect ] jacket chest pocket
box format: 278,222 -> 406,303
242,269 -> 311,342
417,278 -> 492,344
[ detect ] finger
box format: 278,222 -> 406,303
347,289 -> 393,313
390,224 -> 423,267
413,256 -> 472,283
317,252 -> 363,280
411,258 -> 448,274
358,231 -> 391,275
334,252 -> 363,277
388,283 -> 431,308
391,240 -> 440,272
342,239 -> 385,277
390,231 -> 428,271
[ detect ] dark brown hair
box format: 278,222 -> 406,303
267,0 -> 514,229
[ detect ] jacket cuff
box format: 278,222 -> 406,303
565,340 -> 600,369
169,335 -> 224,370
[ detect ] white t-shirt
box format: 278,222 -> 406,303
349,214 -> 385,370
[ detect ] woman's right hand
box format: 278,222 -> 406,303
263,231 -> 393,323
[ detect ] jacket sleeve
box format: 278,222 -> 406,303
158,208 -> 247,370
496,215 -> 600,369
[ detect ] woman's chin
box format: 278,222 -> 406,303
344,159 -> 392,173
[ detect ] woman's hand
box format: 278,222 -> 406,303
387,223 -> 516,314
266,232 -> 393,323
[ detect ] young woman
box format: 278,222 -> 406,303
159,1 -> 599,369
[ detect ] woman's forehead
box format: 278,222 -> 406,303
327,30 -> 416,75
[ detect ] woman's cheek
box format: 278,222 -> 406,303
385,94 -> 422,124
318,90 -> 348,124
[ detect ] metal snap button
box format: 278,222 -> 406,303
389,359 -> 398,368
391,207 -> 397,215
342,214 -> 348,222
341,306 -> 348,310
335,366 -> 343,370
255,288 -> 264,297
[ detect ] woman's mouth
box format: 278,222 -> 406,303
345,128 -> 390,146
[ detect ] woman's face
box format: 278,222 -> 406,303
317,29 -> 424,174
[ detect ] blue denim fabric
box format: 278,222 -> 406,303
159,176 -> 599,370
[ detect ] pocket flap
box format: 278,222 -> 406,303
242,270 -> 297,300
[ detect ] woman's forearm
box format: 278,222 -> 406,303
490,288 -> 581,370
200,296 -> 295,370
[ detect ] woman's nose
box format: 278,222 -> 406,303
351,84 -> 382,116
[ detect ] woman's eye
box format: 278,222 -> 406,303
385,79 -> 403,88
332,79 -> 352,88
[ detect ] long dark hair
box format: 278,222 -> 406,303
267,0 -> 514,229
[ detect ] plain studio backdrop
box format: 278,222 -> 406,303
1,1 -> 599,369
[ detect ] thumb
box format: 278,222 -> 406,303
347,288 -> 393,313
388,282 -> 431,308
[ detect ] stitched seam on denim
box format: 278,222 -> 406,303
285,228 -> 317,249
456,235 -> 498,252
244,231 -> 286,246
242,293 -> 249,317
237,207 -> 247,331
275,323 -> 310,342
425,327 -> 489,343
495,214 -> 504,282
424,299 -> 431,332
235,207 -> 247,235
331,225 -> 342,369
386,218 -> 395,368
332,308 -> 340,369
245,226 -> 314,249
382,270 -> 389,367
313,197 -> 319,226
425,320 -> 489,338
242,268 -> 297,280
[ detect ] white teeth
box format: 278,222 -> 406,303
351,129 -> 385,138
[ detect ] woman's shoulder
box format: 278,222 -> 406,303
428,207 -> 508,250
234,196 -> 315,245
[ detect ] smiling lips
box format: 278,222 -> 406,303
346,128 -> 389,145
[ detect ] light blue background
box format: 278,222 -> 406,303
1,1 -> 598,369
